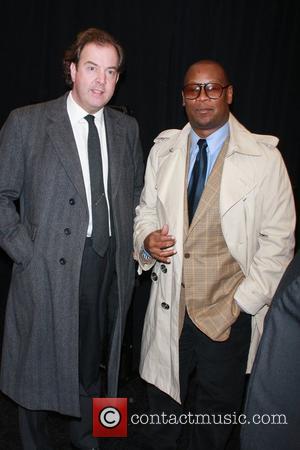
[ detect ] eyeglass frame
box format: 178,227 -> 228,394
182,82 -> 231,100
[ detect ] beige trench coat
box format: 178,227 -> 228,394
134,114 -> 295,403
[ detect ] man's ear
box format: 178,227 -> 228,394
70,62 -> 77,83
226,85 -> 233,105
182,91 -> 185,106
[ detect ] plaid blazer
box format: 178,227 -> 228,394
181,140 -> 244,340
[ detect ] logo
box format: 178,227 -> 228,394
93,398 -> 128,437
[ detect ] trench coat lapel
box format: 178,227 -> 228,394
46,94 -> 88,209
220,155 -> 257,217
219,112 -> 267,217
220,124 -> 261,218
157,125 -> 190,222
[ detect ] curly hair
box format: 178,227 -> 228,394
63,28 -> 124,86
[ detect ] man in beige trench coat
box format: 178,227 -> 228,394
134,60 -> 295,450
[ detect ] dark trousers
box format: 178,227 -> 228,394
18,237 -> 116,450
145,312 -> 251,450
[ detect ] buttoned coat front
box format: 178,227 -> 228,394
134,114 -> 295,403
0,94 -> 144,417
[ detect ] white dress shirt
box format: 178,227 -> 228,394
67,92 -> 111,236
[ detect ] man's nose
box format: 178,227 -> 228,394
196,85 -> 209,101
95,69 -> 105,83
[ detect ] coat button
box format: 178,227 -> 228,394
184,253 -> 190,258
59,258 -> 66,265
64,228 -> 71,235
69,198 -> 75,205
151,272 -> 158,281
160,264 -> 167,273
161,302 -> 170,310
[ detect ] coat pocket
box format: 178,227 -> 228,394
13,220 -> 38,273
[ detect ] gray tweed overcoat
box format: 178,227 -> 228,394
0,93 -> 144,417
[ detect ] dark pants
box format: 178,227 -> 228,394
144,312 -> 251,450
18,237 -> 116,450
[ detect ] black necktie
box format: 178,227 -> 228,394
188,138 -> 208,224
85,114 -> 109,256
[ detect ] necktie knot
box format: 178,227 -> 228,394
85,114 -> 95,125
197,138 -> 207,153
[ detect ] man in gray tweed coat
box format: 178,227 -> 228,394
0,28 -> 144,449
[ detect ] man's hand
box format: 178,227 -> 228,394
144,224 -> 176,263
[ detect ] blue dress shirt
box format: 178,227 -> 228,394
188,122 -> 229,184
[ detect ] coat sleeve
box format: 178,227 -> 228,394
0,110 -> 34,267
234,147 -> 296,315
133,144 -> 160,273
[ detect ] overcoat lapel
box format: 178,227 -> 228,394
46,94 -> 88,210
104,107 -> 126,200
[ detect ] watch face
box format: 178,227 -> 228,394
141,248 -> 152,260
143,250 -> 151,260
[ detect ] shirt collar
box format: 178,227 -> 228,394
67,91 -> 104,125
190,121 -> 229,153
